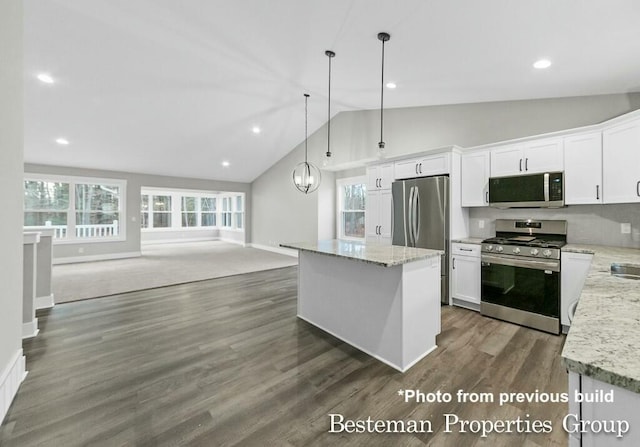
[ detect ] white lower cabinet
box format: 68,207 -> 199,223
561,252 -> 593,331
365,189 -> 392,244
568,371 -> 640,446
451,243 -> 481,309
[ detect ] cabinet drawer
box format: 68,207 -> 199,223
452,243 -> 480,257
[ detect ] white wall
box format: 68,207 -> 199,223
251,92 -> 640,247
24,164 -> 251,260
0,0 -> 25,422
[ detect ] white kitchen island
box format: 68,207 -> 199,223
280,240 -> 443,372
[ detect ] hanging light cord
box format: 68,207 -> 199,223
325,50 -> 335,158
378,33 -> 390,150
304,93 -> 310,163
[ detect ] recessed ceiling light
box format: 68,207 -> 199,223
37,73 -> 55,84
55,138 -> 70,145
533,59 -> 552,69
252,126 -> 261,134
222,161 -> 230,167
386,82 -> 397,89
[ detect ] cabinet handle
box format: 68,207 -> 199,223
637,181 -> 640,197
377,225 -> 381,235
485,191 -> 489,203
596,185 -> 600,200
452,258 -> 456,269
415,164 -> 419,175
519,159 -> 523,172
419,163 -> 423,174
460,248 -> 473,252
525,158 -> 529,171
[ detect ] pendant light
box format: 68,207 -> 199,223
377,32 -> 390,158
323,50 -> 335,167
293,93 -> 321,194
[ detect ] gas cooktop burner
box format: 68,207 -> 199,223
482,237 -> 566,249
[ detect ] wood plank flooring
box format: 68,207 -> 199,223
0,266 -> 568,446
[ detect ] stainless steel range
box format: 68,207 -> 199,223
480,219 -> 567,334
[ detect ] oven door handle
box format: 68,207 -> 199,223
481,254 -> 560,272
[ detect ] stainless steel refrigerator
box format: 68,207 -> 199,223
392,176 -> 449,303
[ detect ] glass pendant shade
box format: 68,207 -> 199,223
293,161 -> 321,194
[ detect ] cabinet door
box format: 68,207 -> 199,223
418,153 -> 450,176
522,138 -> 564,173
560,252 -> 593,327
461,151 -> 490,207
366,166 -> 380,190
564,132 -> 602,204
378,164 -> 394,190
394,158 -> 421,180
490,144 -> 523,177
451,254 -> 481,304
378,190 -> 393,244
365,190 -> 380,242
603,118 -> 640,204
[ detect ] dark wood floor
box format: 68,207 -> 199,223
0,266 -> 568,446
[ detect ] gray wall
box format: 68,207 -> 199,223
251,92 -> 640,247
0,0 -> 24,416
469,205 -> 640,249
25,164 -> 251,260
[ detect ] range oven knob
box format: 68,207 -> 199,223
530,249 -> 539,256
512,247 -> 521,254
495,246 -> 504,253
486,245 -> 493,251
543,249 -> 552,258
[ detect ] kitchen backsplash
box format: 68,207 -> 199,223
469,204 -> 640,248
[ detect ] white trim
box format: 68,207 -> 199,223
335,175 -> 367,242
22,319 -> 39,339
219,237 -> 246,247
0,349 -> 27,425
141,237 -> 218,245
250,243 -> 299,258
35,293 -> 55,310
53,251 -> 141,265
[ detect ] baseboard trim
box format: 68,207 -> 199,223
219,237 -> 246,247
0,349 -> 27,424
22,319 -> 39,339
141,237 -> 218,245
35,293 -> 55,310
250,243 -> 298,258
53,251 -> 141,265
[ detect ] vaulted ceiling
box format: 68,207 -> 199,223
24,0 -> 640,182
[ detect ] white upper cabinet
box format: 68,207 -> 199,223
490,138 -> 563,176
602,117 -> 640,204
564,132 -> 603,205
461,150 -> 490,207
394,153 -> 450,180
366,163 -> 393,191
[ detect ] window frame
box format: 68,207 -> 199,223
336,176 -> 367,241
23,173 -> 127,244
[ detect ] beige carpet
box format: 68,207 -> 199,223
53,241 -> 298,303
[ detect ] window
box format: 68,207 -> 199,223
181,196 -> 197,227
153,195 -> 172,228
337,177 -> 366,240
201,197 -> 216,227
24,175 -> 126,242
233,195 -> 244,230
140,189 -> 238,231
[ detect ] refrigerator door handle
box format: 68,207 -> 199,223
414,187 -> 420,242
408,186 -> 415,245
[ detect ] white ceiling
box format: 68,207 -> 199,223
24,0 -> 640,183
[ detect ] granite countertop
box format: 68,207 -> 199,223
451,237 -> 484,245
280,240 -> 443,267
561,244 -> 640,392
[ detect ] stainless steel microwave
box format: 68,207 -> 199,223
489,172 -> 564,208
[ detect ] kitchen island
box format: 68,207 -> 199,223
280,240 -> 443,372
